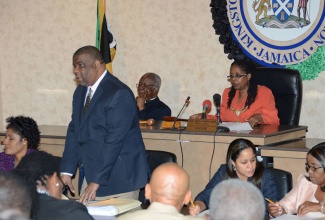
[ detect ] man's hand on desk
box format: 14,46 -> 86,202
79,182 -> 99,205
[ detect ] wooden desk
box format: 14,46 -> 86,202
140,122 -> 307,197
0,123 -> 307,198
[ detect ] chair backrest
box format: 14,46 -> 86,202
267,168 -> 293,200
138,150 -> 177,204
253,67 -> 303,126
146,150 -> 177,173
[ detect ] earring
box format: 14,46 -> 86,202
55,183 -> 59,187
232,165 -> 236,171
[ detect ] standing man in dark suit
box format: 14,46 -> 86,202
136,72 -> 171,120
60,46 -> 149,204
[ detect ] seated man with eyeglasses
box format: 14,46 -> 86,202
268,142 -> 325,218
136,72 -> 171,121
190,60 -> 279,127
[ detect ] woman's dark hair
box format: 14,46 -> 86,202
225,138 -> 264,188
13,151 -> 61,218
227,60 -> 258,109
6,115 -> 40,150
305,142 -> 325,191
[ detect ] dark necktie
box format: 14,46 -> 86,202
83,88 -> 92,114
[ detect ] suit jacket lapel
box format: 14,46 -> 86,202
79,74 -> 108,128
77,87 -> 87,129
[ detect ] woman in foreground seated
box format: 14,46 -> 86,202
0,115 -> 40,171
268,143 -> 325,218
191,60 -> 279,127
188,138 -> 277,216
14,151 -> 94,220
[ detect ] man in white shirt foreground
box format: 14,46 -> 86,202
117,163 -> 202,220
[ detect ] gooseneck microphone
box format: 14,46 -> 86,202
202,100 -> 212,119
172,96 -> 190,130
213,93 -> 229,133
213,94 -> 221,124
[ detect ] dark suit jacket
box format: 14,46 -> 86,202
137,97 -> 171,120
195,164 -> 278,213
61,72 -> 149,196
36,194 -> 94,220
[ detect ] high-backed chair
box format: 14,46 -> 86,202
138,150 -> 177,204
146,150 -> 177,173
267,168 -> 293,200
253,67 -> 303,126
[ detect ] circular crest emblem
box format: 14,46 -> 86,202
227,0 -> 325,66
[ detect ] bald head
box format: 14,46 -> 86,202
145,163 -> 191,211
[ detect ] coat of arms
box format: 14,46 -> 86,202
253,0 -> 310,28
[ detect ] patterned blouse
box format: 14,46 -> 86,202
0,148 -> 36,171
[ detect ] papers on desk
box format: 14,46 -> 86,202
221,122 -> 253,131
87,198 -> 141,216
274,213 -> 325,219
198,209 -> 210,217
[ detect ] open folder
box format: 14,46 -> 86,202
86,198 -> 141,216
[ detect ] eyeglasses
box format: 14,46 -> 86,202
136,84 -> 157,88
227,74 -> 247,80
305,163 -> 323,172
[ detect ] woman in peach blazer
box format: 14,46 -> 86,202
268,142 -> 325,218
191,60 -> 279,127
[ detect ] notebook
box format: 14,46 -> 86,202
86,198 -> 141,216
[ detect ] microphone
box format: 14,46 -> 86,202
213,94 -> 221,123
202,100 -> 212,119
172,96 -> 190,130
213,93 -> 229,133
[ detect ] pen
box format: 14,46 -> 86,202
190,198 -> 195,207
265,198 -> 274,204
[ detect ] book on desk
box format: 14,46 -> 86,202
87,198 -> 141,217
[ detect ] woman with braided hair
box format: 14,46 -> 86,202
190,60 -> 279,127
14,151 -> 94,219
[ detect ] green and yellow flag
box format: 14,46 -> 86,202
96,0 -> 116,74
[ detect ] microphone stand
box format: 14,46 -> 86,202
172,96 -> 190,130
202,106 -> 207,119
216,105 -> 221,125
216,105 -> 230,132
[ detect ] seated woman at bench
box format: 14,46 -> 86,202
188,138 -> 277,216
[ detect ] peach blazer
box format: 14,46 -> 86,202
280,173 -> 318,215
219,86 -> 279,125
